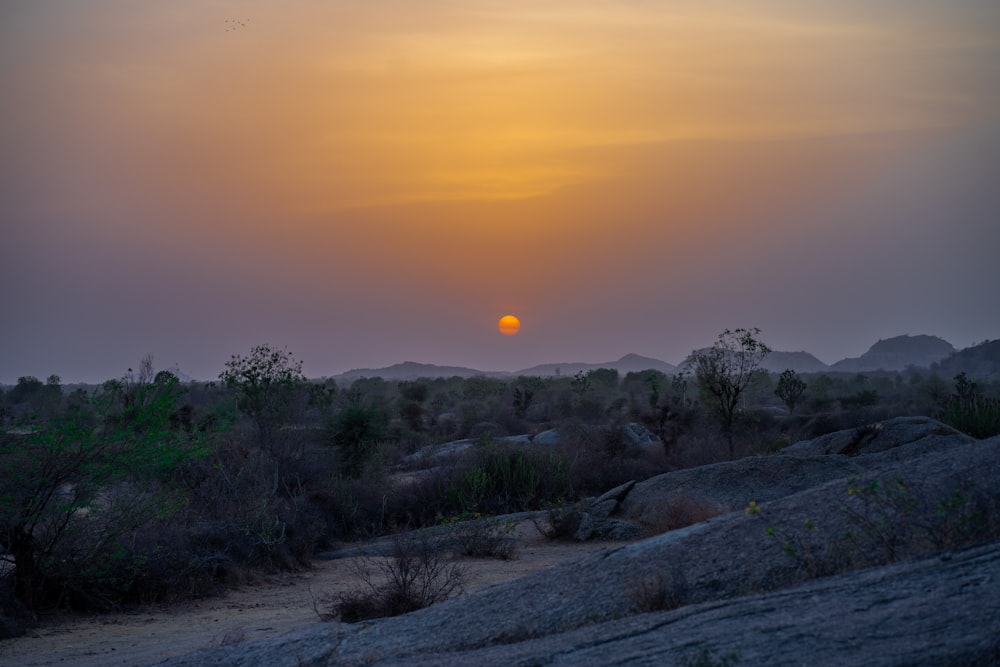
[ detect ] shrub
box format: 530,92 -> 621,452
748,475 -> 1000,583
328,402 -> 390,477
0,368 -> 209,612
329,534 -> 465,622
625,566 -> 689,613
940,394 -> 1000,439
443,444 -> 574,516
443,513 -> 519,560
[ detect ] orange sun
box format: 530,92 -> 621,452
498,314 -> 521,335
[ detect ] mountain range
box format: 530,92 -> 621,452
332,334 -> 996,381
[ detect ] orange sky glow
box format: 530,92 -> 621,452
2,1 -> 999,381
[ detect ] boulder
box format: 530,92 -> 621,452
160,434 -> 1000,667
530,428 -> 562,446
782,415 -> 973,458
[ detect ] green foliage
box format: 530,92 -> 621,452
219,344 -> 307,447
443,445 -> 573,516
939,373 -> 1000,438
0,363 -> 209,611
747,475 -> 999,583
941,394 -> 1000,438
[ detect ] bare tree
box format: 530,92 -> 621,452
686,328 -> 771,457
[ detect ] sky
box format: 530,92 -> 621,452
2,1 -> 999,383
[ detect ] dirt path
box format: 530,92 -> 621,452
0,526 -> 620,667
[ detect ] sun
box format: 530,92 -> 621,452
498,314 -> 521,336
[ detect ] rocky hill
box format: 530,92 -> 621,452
830,334 -> 955,372
323,335 -> 978,382
515,353 -> 678,377
333,361 -> 496,381
932,339 -> 1000,379
760,350 -> 829,373
160,417 -> 1000,666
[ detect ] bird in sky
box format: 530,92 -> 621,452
224,18 -> 250,33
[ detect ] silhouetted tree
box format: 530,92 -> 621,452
775,369 -> 807,415
219,344 -> 307,448
686,328 -> 771,457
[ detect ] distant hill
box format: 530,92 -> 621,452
830,335 -> 955,372
760,351 -> 830,374
515,353 -> 678,377
325,335 -> 977,382
331,354 -> 678,382
931,339 -> 1000,379
333,361 -> 499,381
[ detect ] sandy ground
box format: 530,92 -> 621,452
0,524 -> 620,667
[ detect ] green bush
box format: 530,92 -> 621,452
0,368 -> 209,612
941,394 -> 1000,438
443,444 -> 573,515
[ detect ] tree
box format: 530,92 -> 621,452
330,400 -> 389,477
686,328 -> 771,457
7,376 -> 62,422
219,344 -> 307,448
0,364 -> 206,611
775,369 -> 808,415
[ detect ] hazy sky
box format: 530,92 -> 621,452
2,1 -> 999,383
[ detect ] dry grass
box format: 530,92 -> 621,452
638,494 -> 727,536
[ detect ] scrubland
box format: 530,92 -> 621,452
2,344 -> 999,665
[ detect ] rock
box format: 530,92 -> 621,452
588,519 -> 642,541
620,422 -> 661,448
531,428 -> 562,446
591,479 -> 636,510
160,434 -> 1000,667
618,453 -> 864,526
569,480 -> 638,540
782,415 -> 973,458
497,434 -> 532,446
370,543 -> 1000,666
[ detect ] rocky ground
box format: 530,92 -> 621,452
3,417 -> 998,666
0,528 -> 617,667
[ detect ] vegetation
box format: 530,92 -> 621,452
686,328 -> 772,456
749,473 -> 1000,581
327,534 -> 465,622
2,335 -> 998,629
219,344 -> 308,448
940,372 -> 1000,438
0,363 -> 208,611
774,369 -> 807,415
